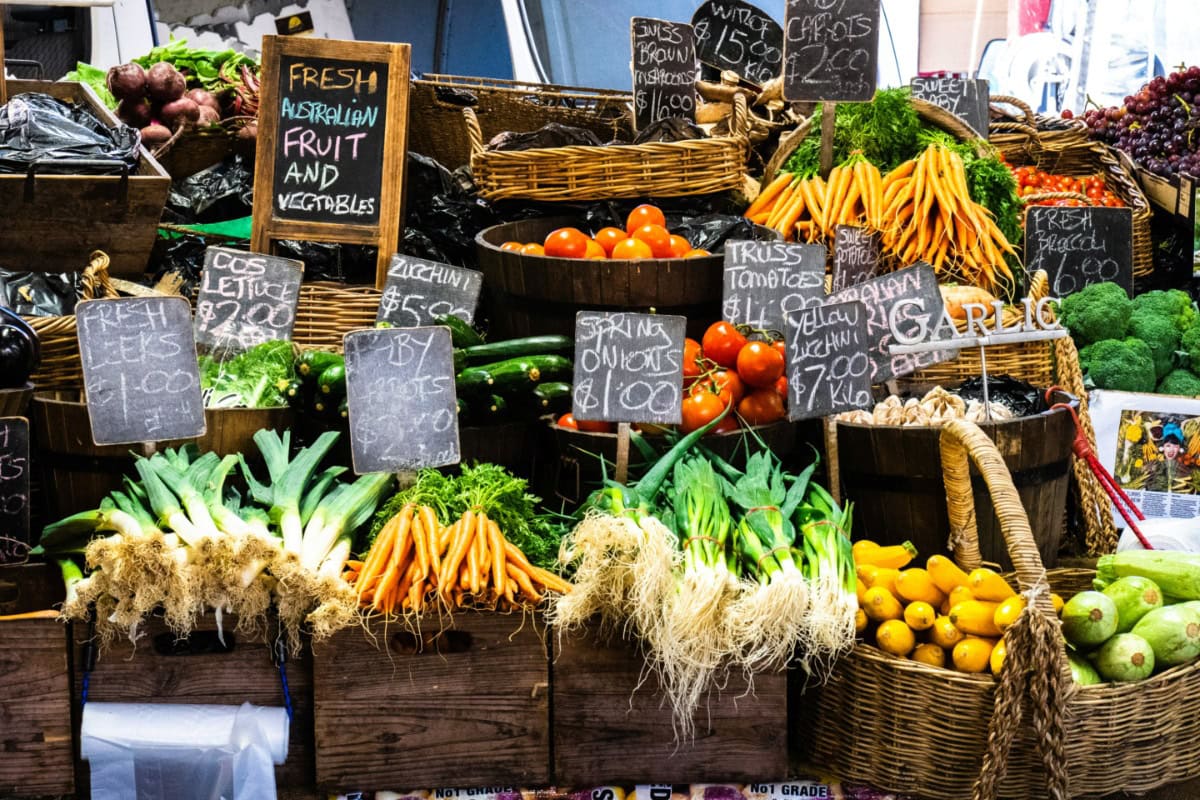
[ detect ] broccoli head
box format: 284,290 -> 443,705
1157,369 -> 1200,397
1131,289 -> 1196,335
1081,337 -> 1156,393
1129,308 -> 1182,379
1058,282 -> 1132,347
1184,325 -> 1200,373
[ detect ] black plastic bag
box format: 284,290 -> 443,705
276,240 -> 378,284
487,123 -> 604,151
167,155 -> 254,222
401,152 -> 498,267
0,93 -> 140,174
956,375 -> 1044,418
0,268 -> 78,317
148,235 -> 217,296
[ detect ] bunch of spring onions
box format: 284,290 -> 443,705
548,416 -> 857,738
34,429 -> 392,647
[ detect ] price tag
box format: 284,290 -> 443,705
77,296 -> 206,446
194,246 -> 303,354
343,326 -> 459,474
826,263 -> 954,382
786,300 -> 872,419
1024,206 -> 1134,296
722,240 -> 825,333
0,417 -> 29,565
572,311 -> 687,425
631,17 -> 698,131
691,0 -> 784,86
830,225 -> 880,293
910,76 -> 990,137
376,254 -> 483,327
782,0 -> 880,102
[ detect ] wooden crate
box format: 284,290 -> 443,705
72,615 -> 314,792
0,563 -> 74,797
552,624 -> 788,785
312,613 -> 550,791
0,79 -> 170,277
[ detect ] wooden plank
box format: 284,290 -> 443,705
73,617 -> 314,792
553,623 -> 787,785
312,613 -> 550,791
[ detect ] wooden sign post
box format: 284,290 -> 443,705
251,35 -> 411,290
0,417 -> 29,564
343,326 -> 460,475
76,296 -> 206,446
572,311 -> 687,482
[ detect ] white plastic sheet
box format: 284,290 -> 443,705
80,701 -> 289,800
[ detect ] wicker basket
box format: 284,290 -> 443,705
410,74 -> 633,170
466,93 -> 750,202
801,418 -> 1200,799
292,282 -> 380,352
989,95 -> 1154,282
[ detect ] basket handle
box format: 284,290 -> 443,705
80,251 -> 115,301
990,94 -> 1036,128
463,106 -> 484,160
731,91 -> 749,139
1021,191 -> 1090,205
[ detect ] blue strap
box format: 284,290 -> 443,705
274,635 -> 294,722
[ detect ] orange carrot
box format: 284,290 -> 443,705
745,172 -> 793,217
488,520 -> 507,600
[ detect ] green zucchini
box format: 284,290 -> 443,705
482,394 -> 508,420
456,367 -> 495,395
436,314 -> 484,348
281,379 -> 307,410
317,364 -> 346,396
460,335 -> 573,364
531,381 -> 572,414
338,397 -> 349,420
453,348 -> 467,373
475,355 -> 573,391
297,350 -> 343,378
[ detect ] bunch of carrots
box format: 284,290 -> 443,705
744,155 -> 884,243
347,503 -> 571,615
744,145 -> 1019,296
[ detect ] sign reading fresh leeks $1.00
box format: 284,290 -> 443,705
252,35 -> 412,290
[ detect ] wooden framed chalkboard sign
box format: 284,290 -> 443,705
782,0 -> 880,102
251,35 -> 411,290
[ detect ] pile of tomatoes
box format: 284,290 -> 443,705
555,319 -> 789,436
499,204 -> 711,261
1008,165 -> 1125,208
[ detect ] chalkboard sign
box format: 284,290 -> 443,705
782,0 -> 880,102
1024,206 -> 1134,296
77,297 -> 206,446
691,0 -> 784,86
0,417 -> 29,565
376,254 -> 483,327
910,77 -> 990,137
252,35 -> 412,290
194,247 -> 304,354
786,301 -> 872,420
827,263 -> 954,382
722,240 -> 825,332
831,225 -> 880,293
573,311 -> 687,425
344,326 -> 459,474
631,17 -> 698,131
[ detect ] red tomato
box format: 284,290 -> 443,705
701,321 -> 748,369
631,224 -> 674,259
593,226 -> 628,256
771,339 -> 786,359
736,340 -> 786,388
690,369 -> 745,407
683,338 -> 703,385
738,388 -> 786,426
625,204 -> 667,234
680,392 -> 727,433
577,418 -> 616,433
556,413 -> 579,429
709,414 -> 740,436
544,227 -> 590,259
667,234 -> 692,258
500,241 -> 523,252
584,238 -> 607,259
774,375 -> 789,400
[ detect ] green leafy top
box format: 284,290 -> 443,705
199,339 -> 296,409
64,62 -> 116,108
133,37 -> 258,93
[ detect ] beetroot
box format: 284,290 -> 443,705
196,105 -> 221,126
237,122 -> 257,141
117,97 -> 152,128
146,62 -> 186,104
140,123 -> 171,147
186,88 -> 220,113
160,97 -> 200,129
106,63 -> 146,102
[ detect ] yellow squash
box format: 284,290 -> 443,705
875,619 -> 916,656
926,554 -> 970,595
993,596 -> 1026,631
952,636 -> 997,673
895,568 -> 946,606
862,586 -> 903,622
949,600 -> 1003,637
854,541 -> 917,569
911,642 -> 946,668
968,568 -> 1016,602
904,601 -> 936,631
990,637 -> 1007,673
930,615 -> 965,649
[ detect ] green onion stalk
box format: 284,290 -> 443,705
794,482 -> 858,672
719,451 -> 812,673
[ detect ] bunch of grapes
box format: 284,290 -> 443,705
1078,65 -> 1200,179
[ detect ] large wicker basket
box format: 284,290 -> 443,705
802,418 -> 1200,799
292,282 -> 379,352
466,93 -> 750,202
410,74 -> 633,170
989,95 -> 1154,283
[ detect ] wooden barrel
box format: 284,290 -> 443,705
0,383 -> 33,417
31,391 -> 295,521
475,217 -> 777,340
837,392 -> 1078,569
